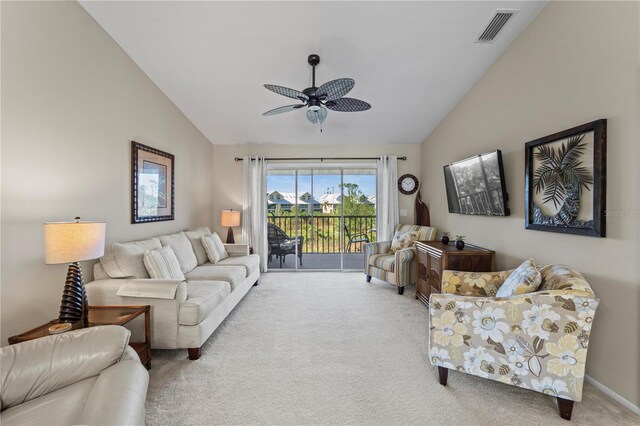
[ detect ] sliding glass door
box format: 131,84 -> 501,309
266,165 -> 376,271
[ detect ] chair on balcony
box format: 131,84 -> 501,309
344,225 -> 370,252
363,224 -> 437,294
267,223 -> 303,268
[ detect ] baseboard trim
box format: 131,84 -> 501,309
585,375 -> 640,415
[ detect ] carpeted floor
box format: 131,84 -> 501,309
146,272 -> 638,425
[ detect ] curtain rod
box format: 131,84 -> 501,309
234,156 -> 407,162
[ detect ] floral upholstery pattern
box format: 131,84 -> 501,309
429,264 -> 598,402
390,230 -> 420,254
363,225 -> 437,288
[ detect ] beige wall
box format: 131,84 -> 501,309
1,1 -> 214,343
420,2 -> 639,406
211,144 -> 422,239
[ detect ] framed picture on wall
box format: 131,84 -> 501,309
524,119 -> 606,237
131,141 -> 175,223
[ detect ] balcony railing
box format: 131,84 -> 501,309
267,215 -> 376,253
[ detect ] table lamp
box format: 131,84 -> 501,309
44,217 -> 106,324
220,209 -> 241,243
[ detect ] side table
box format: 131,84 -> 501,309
8,305 -> 151,369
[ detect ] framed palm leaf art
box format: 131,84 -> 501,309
525,119 -> 606,237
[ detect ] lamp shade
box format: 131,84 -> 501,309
220,210 -> 241,227
44,221 -> 106,264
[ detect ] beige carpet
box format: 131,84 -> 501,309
146,272 -> 638,425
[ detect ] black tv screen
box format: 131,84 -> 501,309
443,150 -> 510,216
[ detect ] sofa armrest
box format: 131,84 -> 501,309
429,291 -> 599,402
0,326 -> 130,410
441,269 -> 514,297
78,358 -> 149,426
224,244 -> 250,256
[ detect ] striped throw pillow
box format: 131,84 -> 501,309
143,246 -> 185,280
202,233 -> 229,264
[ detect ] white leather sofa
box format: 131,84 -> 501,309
85,227 -> 260,359
0,326 -> 148,425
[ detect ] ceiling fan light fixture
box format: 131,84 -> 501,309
306,106 -> 327,125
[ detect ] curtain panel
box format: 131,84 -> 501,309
242,156 -> 268,272
376,155 -> 399,241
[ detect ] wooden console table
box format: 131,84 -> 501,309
8,305 -> 151,369
415,241 -> 495,307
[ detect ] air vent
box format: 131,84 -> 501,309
476,9 -> 518,43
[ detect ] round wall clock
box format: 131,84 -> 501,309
398,174 -> 419,195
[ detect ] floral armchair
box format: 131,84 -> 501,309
363,224 -> 437,294
428,264 -> 598,420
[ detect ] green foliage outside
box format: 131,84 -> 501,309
268,183 -> 376,253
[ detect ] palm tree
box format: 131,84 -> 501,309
531,134 -> 593,225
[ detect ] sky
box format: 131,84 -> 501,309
267,174 -> 376,197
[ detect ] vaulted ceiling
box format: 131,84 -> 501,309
80,1 -> 546,145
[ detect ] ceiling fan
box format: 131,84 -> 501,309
262,54 -> 371,130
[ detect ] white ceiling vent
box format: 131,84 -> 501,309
475,9 -> 519,43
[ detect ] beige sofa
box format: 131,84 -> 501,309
1,326 -> 148,425
85,227 -> 260,359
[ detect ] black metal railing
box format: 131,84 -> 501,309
267,215 -> 376,253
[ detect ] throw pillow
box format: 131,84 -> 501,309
159,232 -> 198,274
495,258 -> 542,297
143,246 -> 185,280
390,230 -> 420,254
184,227 -> 212,266
101,237 -> 162,279
202,233 -> 229,263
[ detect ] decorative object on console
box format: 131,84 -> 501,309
398,174 -> 419,195
454,235 -> 465,250
44,217 -> 106,324
221,209 -> 241,243
440,232 -> 450,245
525,119 -> 606,237
444,150 -> 510,216
262,54 -> 371,131
131,141 -> 175,224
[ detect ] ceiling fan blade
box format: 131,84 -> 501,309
325,98 -> 371,112
264,84 -> 309,102
262,104 -> 305,116
316,78 -> 355,101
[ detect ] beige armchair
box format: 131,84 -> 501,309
428,264 -> 598,420
363,224 -> 437,294
1,325 -> 149,425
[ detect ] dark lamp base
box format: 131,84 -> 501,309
59,262 -> 88,324
226,227 -> 235,244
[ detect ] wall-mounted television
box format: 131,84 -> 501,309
443,150 -> 510,216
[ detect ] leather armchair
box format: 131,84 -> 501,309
363,224 -> 437,294
1,325 -> 149,425
428,264 -> 598,420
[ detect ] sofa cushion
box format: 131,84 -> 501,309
184,227 -> 212,266
215,254 -> 260,276
202,233 -> 229,263
496,258 -> 541,297
143,246 -> 185,280
101,238 -> 162,279
179,281 -> 231,326
185,265 -> 246,291
159,232 -> 197,273
368,254 -> 395,272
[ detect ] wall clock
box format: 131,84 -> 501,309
398,174 -> 419,195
